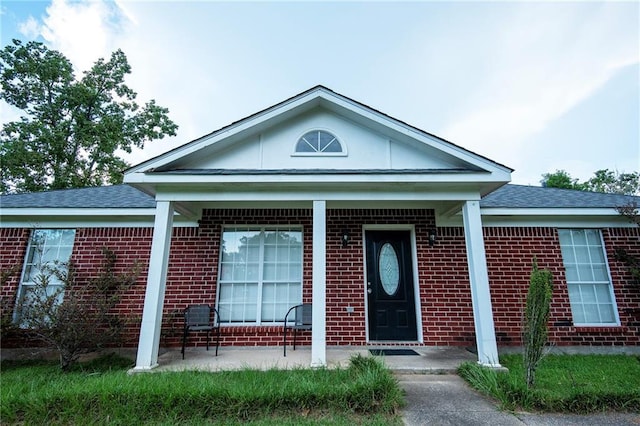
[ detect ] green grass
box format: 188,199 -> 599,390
458,354 -> 640,413
0,353 -> 404,425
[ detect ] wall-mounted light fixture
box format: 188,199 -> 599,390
342,229 -> 350,248
428,229 -> 437,247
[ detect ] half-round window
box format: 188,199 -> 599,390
295,130 -> 344,155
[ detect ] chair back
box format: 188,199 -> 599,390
185,304 -> 211,327
295,303 -> 312,327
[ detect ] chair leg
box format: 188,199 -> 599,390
206,330 -> 210,352
283,326 -> 288,357
215,327 -> 220,356
182,328 -> 188,360
293,329 -> 297,351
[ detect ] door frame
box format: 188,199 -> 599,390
362,224 -> 423,343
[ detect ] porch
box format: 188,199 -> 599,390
139,346 -> 477,374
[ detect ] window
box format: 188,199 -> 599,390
558,229 -> 619,325
294,130 -> 344,155
16,229 -> 75,321
217,227 -> 303,324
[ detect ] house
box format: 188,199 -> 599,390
1,86 -> 638,371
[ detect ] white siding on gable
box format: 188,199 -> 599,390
175,107 -> 477,172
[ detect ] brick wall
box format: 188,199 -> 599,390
1,214 -> 638,350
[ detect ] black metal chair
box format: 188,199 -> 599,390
283,303 -> 312,357
181,304 -> 220,359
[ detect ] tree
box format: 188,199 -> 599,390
541,169 -> 639,195
540,170 -> 585,191
0,39 -> 178,194
583,170 -> 640,196
522,259 -> 553,388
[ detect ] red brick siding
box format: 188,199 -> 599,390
0,228 -> 30,347
2,214 -> 638,350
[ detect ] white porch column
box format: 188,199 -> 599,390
462,200 -> 501,367
311,200 -> 327,367
133,201 -> 174,371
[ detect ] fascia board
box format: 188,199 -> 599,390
154,189 -> 482,202
124,171 -> 509,185
0,208 -> 158,216
480,208 -> 623,216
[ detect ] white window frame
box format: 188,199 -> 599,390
558,228 -> 620,327
15,229 -> 76,323
291,129 -> 347,157
216,226 -> 304,325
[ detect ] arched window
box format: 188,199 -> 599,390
294,130 -> 344,155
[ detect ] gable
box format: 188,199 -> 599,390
127,86 -> 511,177
178,107 -> 478,171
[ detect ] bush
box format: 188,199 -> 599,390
14,248 -> 140,371
523,259 -> 553,388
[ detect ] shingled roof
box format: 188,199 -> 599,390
0,185 -> 155,209
481,184 -> 639,209
0,184 -> 637,210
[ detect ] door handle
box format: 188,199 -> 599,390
367,288 -> 372,294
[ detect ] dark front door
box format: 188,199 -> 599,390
365,230 -> 418,341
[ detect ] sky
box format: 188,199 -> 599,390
1,0 -> 638,186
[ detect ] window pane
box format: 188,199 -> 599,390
577,264 -> 593,281
581,285 -> 597,303
592,264 -> 608,281
599,304 -> 615,323
572,230 -> 587,245
574,246 -> 590,263
582,304 -> 600,323
595,284 -> 613,303
564,265 -> 579,282
585,230 -> 601,245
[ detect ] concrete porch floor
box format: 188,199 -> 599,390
148,346 -> 478,374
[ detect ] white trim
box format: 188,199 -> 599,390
362,225 -> 423,344
311,201 -> 327,367
291,128 -> 348,157
462,200 -> 501,368
0,208 -> 158,216
481,208 -> 624,216
134,201 -> 174,371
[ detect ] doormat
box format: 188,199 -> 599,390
369,349 -> 420,356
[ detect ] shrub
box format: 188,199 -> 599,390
522,258 -> 553,388
14,247 -> 140,371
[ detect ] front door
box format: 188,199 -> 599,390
365,230 -> 417,341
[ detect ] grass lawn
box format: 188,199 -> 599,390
459,354 -> 640,413
0,353 -> 404,425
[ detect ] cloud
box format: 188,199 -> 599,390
18,16 -> 40,39
440,3 -> 639,168
36,0 -> 131,73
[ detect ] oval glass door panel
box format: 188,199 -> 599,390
379,243 -> 400,296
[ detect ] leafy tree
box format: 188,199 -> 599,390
0,39 -> 178,194
583,170 -> 640,196
522,258 -> 553,388
541,169 -> 639,195
540,170 -> 585,191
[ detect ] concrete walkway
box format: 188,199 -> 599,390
399,374 -> 640,426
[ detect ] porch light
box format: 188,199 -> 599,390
428,229 -> 437,247
342,229 -> 350,247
